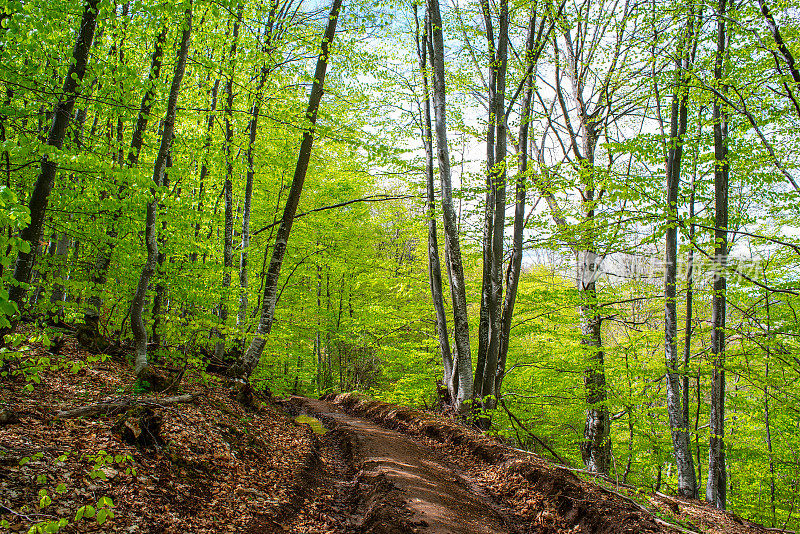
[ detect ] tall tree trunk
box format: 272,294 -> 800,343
234,0 -> 343,379
130,7 -> 192,376
239,3 -> 283,328
496,8 -> 539,399
475,0 -> 498,395
764,290 -> 776,526
549,25 -> 616,473
239,39 -> 274,328
664,4 -> 698,499
84,23 -> 168,334
192,78 -> 220,266
151,154 -> 172,348
476,0 -> 508,413
215,4 -> 242,361
7,0 -> 100,314
315,261 -> 323,393
707,0 -> 729,508
427,0 -> 474,411
414,6 -> 453,392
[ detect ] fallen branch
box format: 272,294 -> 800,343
499,398 -> 567,465
53,393 -> 201,419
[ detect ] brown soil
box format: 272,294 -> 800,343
318,392 -> 774,534
285,396 -> 514,534
0,330 -> 776,534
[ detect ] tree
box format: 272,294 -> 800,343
707,0 -> 729,509
233,0 -> 344,379
413,5 -> 452,397
130,5 -> 192,377
426,0 -> 474,411
6,0 -> 101,319
663,1 -> 698,499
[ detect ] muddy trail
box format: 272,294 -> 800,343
0,335 -> 772,534
281,396 -> 515,534
280,395 -> 701,534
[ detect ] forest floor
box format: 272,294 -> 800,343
0,330 -> 777,534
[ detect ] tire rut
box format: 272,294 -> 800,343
285,397 -> 518,534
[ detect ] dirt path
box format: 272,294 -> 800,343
283,396 -> 517,534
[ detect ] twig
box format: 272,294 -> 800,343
0,502 -> 56,522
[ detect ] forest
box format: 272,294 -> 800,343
1,0 -> 799,530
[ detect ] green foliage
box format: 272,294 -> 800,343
3,0 -> 800,528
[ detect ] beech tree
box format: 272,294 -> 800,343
7,0 -> 100,317
426,0 -> 474,411
130,5 -> 192,377
663,2 -> 698,499
233,0 -> 344,378
707,0 -> 729,509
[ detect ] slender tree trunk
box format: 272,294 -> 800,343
234,0 -> 343,379
130,7 -> 192,376
764,290 -> 776,526
7,0 -> 100,314
427,0 -> 474,410
84,23 -> 168,333
315,261 -> 323,393
239,4 -> 282,328
239,47 -> 273,328
476,0 -> 497,395
707,0 -> 729,508
151,154 -> 171,348
683,174 -> 695,434
476,0 -> 508,413
215,4 -> 242,361
496,9 -> 537,400
414,6 -> 453,392
192,78 -> 220,266
664,5 -> 698,499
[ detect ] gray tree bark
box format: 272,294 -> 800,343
233,0 -> 343,379
664,4 -> 698,499
427,0 -> 474,411
474,0 -> 508,413
7,0 -> 100,315
130,7 -> 192,375
414,7 -> 453,391
707,0 -> 728,509
497,8 -> 543,399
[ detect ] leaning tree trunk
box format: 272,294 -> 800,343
130,7 -> 192,376
427,0 -> 474,410
215,4 -> 242,361
7,0 -> 100,315
233,0 -> 343,379
707,0 -> 729,509
664,4 -> 698,499
414,7 -> 453,392
84,23 -> 168,336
